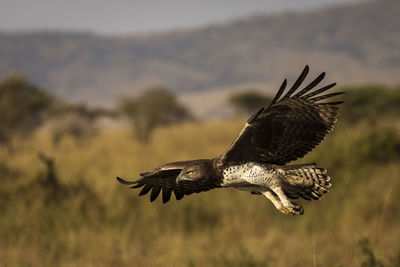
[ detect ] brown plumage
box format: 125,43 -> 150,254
117,66 -> 343,215
117,160 -> 221,203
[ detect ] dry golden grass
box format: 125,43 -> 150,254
0,119 -> 400,266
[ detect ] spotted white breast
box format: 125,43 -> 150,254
221,162 -> 276,187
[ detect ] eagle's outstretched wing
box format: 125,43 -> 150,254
219,65 -> 343,166
117,160 -> 219,203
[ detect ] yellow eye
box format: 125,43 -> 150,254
186,171 -> 194,176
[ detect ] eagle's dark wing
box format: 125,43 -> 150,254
117,160 -> 219,203
220,65 -> 343,165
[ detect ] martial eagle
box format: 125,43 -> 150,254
117,66 -> 343,215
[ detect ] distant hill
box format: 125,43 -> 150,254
0,0 -> 399,108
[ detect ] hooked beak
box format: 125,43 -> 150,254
176,175 -> 183,183
176,174 -> 190,183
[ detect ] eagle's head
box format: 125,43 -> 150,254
176,160 -> 213,183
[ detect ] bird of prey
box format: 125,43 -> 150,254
117,66 -> 343,215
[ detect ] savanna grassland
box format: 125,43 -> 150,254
1,86 -> 400,266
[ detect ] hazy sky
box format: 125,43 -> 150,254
0,0 -> 362,34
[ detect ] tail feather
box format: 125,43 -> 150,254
282,164 -> 331,200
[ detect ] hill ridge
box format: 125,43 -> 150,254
0,0 -> 398,106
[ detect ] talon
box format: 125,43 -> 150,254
262,189 -> 304,215
287,203 -> 304,215
278,206 -> 291,215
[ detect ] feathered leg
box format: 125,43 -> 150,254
270,186 -> 304,215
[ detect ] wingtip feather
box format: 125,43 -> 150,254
117,176 -> 143,187
309,92 -> 345,102
116,176 -> 134,185
294,72 -> 326,97
303,83 -> 337,99
270,79 -> 287,105
284,65 -> 310,98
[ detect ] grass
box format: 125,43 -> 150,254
1,119 -> 400,266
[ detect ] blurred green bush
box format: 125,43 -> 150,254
341,85 -> 400,122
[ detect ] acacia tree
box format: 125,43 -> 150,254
48,103 -> 116,145
228,90 -> 271,116
119,87 -> 192,143
0,75 -> 53,147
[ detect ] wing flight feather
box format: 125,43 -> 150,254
220,65 -> 343,166
294,72 -> 325,97
270,79 -> 287,105
283,65 -> 309,98
117,160 -> 219,203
